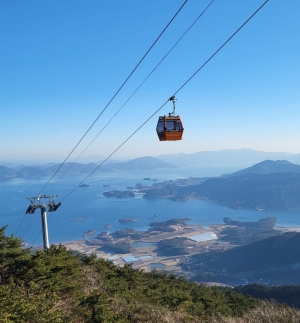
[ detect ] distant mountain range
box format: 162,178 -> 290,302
4,148 -> 300,168
157,149 -> 300,167
0,156 -> 176,179
101,157 -> 177,171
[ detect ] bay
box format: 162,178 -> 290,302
1,165 -> 300,247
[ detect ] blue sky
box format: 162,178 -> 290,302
1,0 -> 300,163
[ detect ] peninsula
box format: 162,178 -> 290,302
102,160 -> 300,210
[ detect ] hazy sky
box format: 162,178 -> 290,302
1,0 -> 300,163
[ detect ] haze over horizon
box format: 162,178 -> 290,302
2,148 -> 300,167
1,1 -> 300,163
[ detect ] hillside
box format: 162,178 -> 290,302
220,217 -> 278,245
180,172 -> 300,209
1,226 -> 300,322
185,232 -> 300,286
236,284 -> 300,310
0,226 -> 265,322
0,166 -> 15,177
143,160 -> 300,210
226,159 -> 300,177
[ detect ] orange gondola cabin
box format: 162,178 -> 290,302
156,96 -> 184,141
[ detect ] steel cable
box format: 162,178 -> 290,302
45,0 -> 215,195
30,0 -> 269,247
61,0 -> 269,203
36,0 -> 188,197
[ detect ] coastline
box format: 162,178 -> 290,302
274,225 -> 300,232
60,223 -> 224,271
58,223 -> 300,273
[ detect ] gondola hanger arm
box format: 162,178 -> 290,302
169,95 -> 177,116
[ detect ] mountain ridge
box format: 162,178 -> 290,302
157,148 -> 300,166
0,156 -> 176,179
143,160 -> 300,210
225,159 -> 300,177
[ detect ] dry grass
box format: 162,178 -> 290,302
210,301 -> 300,323
118,301 -> 300,323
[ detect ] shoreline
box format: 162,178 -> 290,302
274,225 -> 300,232
60,222 -> 224,270
58,223 -> 300,273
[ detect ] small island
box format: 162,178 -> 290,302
119,218 -> 137,223
82,229 -> 95,237
79,183 -> 89,188
103,190 -> 135,198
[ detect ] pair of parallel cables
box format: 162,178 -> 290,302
17,0 -> 191,238
61,0 -> 270,203
20,0 -> 270,244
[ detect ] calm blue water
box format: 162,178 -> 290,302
1,166 -> 300,246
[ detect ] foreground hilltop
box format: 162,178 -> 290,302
1,226 -> 300,323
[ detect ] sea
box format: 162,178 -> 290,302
1,165 -> 300,247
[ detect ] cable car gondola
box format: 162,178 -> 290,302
156,96 -> 184,141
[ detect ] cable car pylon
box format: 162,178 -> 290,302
25,195 -> 61,249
